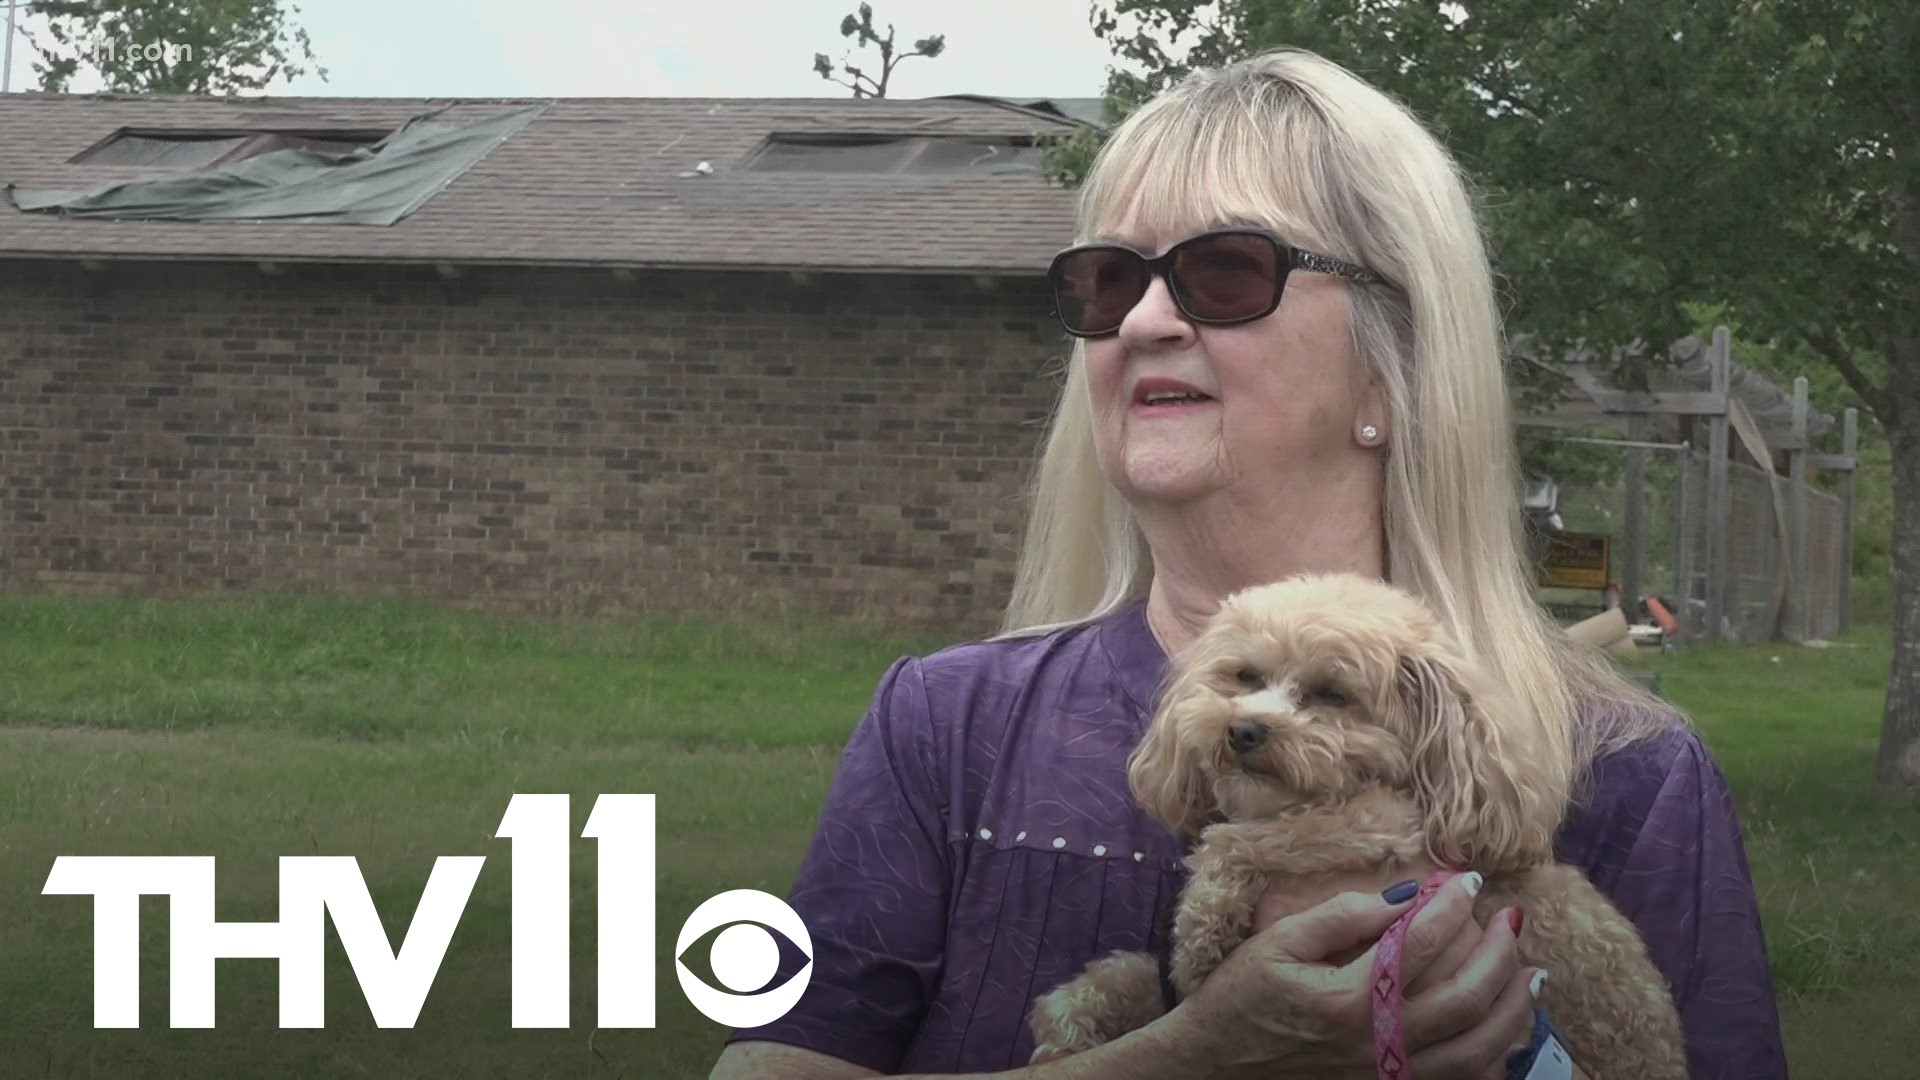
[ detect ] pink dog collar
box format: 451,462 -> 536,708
1371,870 -> 1462,1079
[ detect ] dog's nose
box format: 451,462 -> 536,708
1227,719 -> 1268,753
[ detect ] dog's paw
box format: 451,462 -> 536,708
1027,951 -> 1167,1061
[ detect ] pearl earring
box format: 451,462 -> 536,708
1360,424 -> 1380,445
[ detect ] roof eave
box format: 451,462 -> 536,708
0,250 -> 1050,278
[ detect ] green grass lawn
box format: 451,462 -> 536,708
1,586 -> 1912,1078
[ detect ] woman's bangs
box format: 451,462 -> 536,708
1080,98 -> 1318,249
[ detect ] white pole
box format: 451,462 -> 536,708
3,0 -> 19,95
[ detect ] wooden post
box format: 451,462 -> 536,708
1704,328 -> 1732,642
1674,441 -> 1695,640
1840,408 -> 1859,634
1788,377 -> 1810,640
1623,414 -> 1647,617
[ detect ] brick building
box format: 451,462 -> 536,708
0,92 -> 1093,630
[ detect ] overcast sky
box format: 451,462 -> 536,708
4,1 -> 1125,99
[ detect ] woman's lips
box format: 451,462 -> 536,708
1131,376 -> 1216,414
1131,397 -> 1217,416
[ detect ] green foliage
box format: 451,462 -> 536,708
1517,434 -> 1623,490
1036,125 -> 1105,187
811,2 -> 945,99
1851,443 -> 1896,576
25,0 -> 322,95
1033,92 -> 1141,187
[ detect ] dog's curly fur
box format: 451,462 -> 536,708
1027,573 -> 1688,1079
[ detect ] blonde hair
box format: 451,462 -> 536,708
1001,48 -> 1674,806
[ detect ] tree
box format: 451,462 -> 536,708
25,0 -> 322,94
1065,0 -> 1918,787
811,2 -> 944,99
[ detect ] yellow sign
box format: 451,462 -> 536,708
1537,531 -> 1610,590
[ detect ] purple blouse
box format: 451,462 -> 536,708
725,600 -> 1787,1077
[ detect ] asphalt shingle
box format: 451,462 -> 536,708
0,92 -> 1088,275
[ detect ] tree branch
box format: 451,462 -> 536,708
816,5 -> 942,98
846,62 -> 880,96
1473,65 -> 1547,121
1809,328 -> 1890,421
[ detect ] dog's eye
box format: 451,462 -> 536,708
1307,684 -> 1348,707
1233,667 -> 1263,689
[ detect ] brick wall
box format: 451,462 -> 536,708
0,259 -> 1069,630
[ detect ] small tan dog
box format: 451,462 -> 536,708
1028,573 -> 1688,1079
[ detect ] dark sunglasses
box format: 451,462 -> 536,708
1047,228 -> 1385,338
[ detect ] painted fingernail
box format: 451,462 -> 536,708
1461,871 -> 1484,896
1529,969 -> 1548,999
1382,879 -> 1419,905
1509,906 -> 1526,935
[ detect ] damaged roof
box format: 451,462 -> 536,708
0,92 -> 1088,276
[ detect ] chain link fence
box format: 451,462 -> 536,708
1532,443 -> 1849,645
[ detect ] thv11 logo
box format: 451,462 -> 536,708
42,794 -> 812,1030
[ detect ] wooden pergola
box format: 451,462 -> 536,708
1512,327 -> 1860,643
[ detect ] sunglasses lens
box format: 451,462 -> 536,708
1051,248 -> 1146,335
1172,234 -> 1280,322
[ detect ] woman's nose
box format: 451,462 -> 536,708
1117,275 -> 1195,350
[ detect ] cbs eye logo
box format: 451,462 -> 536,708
676,889 -> 815,1027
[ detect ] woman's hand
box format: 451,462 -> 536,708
1168,873 -> 1538,1079
1251,863 -> 1479,995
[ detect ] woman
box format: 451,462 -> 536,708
712,48 -> 1785,1079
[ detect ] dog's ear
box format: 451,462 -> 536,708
1126,679 -> 1218,837
1393,640 -> 1556,873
